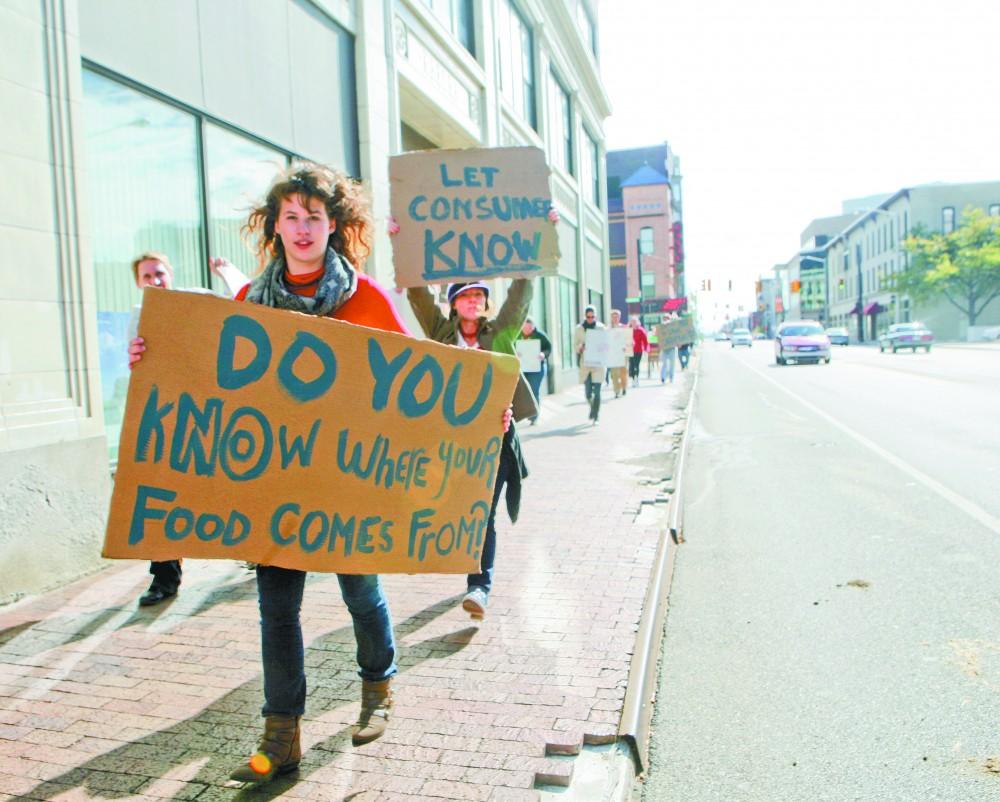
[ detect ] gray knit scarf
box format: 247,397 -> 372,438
245,248 -> 358,316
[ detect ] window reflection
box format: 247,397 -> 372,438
83,70 -> 204,461
205,123 -> 286,284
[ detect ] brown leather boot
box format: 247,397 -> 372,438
230,714 -> 301,782
352,679 -> 392,746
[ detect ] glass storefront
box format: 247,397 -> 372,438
204,123 -> 287,281
558,277 -> 578,369
83,69 -> 290,462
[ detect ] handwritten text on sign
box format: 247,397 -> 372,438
103,290 -> 520,574
389,147 -> 560,286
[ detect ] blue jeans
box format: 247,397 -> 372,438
257,566 -> 397,717
660,348 -> 676,383
467,432 -> 512,595
524,367 -> 545,421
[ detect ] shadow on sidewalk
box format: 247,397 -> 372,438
8,592 -> 470,802
519,423 -> 593,441
0,571 -> 259,660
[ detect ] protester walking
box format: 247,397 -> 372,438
128,253 -> 183,607
607,309 -> 629,397
628,315 -> 648,387
519,317 -> 552,424
573,305 -> 605,424
130,163 -> 412,783
406,280 -> 535,620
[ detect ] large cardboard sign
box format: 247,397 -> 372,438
103,290 -> 520,574
658,317 -> 696,349
390,147 -> 560,286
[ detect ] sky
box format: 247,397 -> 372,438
598,0 -> 1000,295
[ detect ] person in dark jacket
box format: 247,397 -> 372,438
519,317 -> 552,424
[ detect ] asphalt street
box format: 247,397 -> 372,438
642,341 -> 1000,801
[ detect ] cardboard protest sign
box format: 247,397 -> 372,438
658,317 -> 696,349
103,290 -> 520,574
582,329 -> 613,368
515,338 -> 542,373
390,147 -> 560,287
607,328 -> 630,368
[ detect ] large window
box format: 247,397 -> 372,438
548,71 -> 573,175
497,0 -> 536,130
83,69 -> 290,461
421,0 -> 475,55
558,277 -> 578,368
580,129 -> 600,207
205,124 -> 287,282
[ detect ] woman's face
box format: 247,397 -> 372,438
135,259 -> 173,290
453,289 -> 487,322
275,195 -> 335,270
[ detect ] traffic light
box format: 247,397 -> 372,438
791,280 -> 801,293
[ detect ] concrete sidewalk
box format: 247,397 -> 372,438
0,366 -> 694,802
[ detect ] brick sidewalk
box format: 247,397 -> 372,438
0,369 -> 692,802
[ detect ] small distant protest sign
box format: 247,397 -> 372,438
103,290 -> 520,574
390,146 -> 560,287
657,317 -> 696,349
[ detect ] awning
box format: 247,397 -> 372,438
661,297 -> 687,312
848,302 -> 862,315
864,302 -> 886,315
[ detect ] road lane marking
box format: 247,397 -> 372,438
738,359 -> 1000,538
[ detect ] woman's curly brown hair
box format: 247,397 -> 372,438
245,162 -> 373,271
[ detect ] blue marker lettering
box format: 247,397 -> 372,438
135,386 -> 174,464
128,484 -> 177,544
217,315 -> 271,391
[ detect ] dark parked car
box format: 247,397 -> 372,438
879,322 -> 934,353
825,327 -> 849,346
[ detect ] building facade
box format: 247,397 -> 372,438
0,0 -> 610,601
605,143 -> 683,328
826,181 -> 1000,341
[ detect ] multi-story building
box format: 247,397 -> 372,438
606,143 -> 683,328
826,181 -> 1000,341
0,0 -> 610,600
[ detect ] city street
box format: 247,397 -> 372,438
0,371 -> 691,801
643,340 -> 1000,801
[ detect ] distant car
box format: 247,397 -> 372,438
753,332 -> 767,340
879,322 -> 934,353
714,331 -> 729,341
730,328 -> 753,348
775,320 -> 831,365
825,327 -> 850,346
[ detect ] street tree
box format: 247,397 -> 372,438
896,207 -> 1000,326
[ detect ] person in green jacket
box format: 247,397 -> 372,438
407,279 -> 535,619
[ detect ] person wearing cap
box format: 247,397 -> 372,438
406,278 -> 536,620
572,305 -> 606,424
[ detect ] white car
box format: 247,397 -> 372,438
774,321 -> 831,365
729,328 -> 753,348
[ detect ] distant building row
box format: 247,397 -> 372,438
758,181 -> 1000,341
